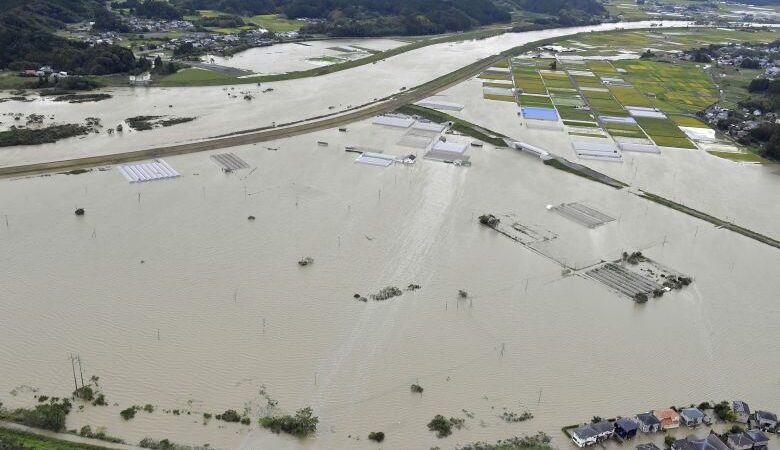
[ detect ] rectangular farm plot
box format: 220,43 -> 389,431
551,202 -> 615,228
586,263 -> 663,300
635,117 -> 696,149
522,107 -> 559,121
519,94 -> 554,107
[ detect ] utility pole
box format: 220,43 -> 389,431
77,355 -> 85,388
70,354 -> 78,391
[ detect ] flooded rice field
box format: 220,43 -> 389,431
207,39 -> 407,74
1,116 -> 779,449
0,21 -> 690,167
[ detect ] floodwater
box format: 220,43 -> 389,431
1,117 -> 779,450
207,39 -> 406,74
0,20 -> 695,167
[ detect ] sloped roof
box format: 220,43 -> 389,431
591,420 -> 614,434
654,408 -> 681,421
681,408 -> 705,419
616,417 -> 638,432
637,412 -> 662,425
727,432 -> 754,447
636,444 -> 661,450
732,401 -> 750,415
572,425 -> 598,441
746,429 -> 769,444
755,410 -> 777,422
692,434 -> 730,450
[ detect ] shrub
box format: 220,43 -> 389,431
92,394 -> 107,406
368,431 -> 385,442
259,407 -> 318,437
139,437 -> 176,449
5,399 -> 72,431
143,404 -> 154,413
427,414 -> 464,438
713,401 -> 736,421
120,406 -> 140,421
219,409 -> 241,423
698,402 -> 712,410
240,417 -> 251,425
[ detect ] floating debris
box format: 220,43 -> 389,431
298,256 -> 314,267
74,208 -> 85,216
247,215 -> 256,221
478,214 -> 500,228
406,284 -> 421,291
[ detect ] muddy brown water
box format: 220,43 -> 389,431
1,118 -> 778,449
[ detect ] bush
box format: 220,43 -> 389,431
4,399 -> 72,432
73,385 -> 94,401
143,404 -> 154,413
713,401 -> 736,421
427,414 -> 464,438
92,394 -> 107,406
139,437 -> 176,449
698,402 -> 712,410
218,409 -> 241,423
240,417 -> 251,425
259,407 -> 318,437
120,406 -> 140,421
368,431 -> 385,442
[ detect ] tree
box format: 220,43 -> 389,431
549,60 -> 557,70
664,435 -> 676,447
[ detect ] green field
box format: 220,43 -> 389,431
249,14 -> 302,32
159,68 -> 239,86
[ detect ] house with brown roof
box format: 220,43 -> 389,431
653,408 -> 681,430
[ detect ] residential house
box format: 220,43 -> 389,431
680,408 -> 705,426
745,430 -> 769,450
636,444 -> 661,450
615,417 -> 638,439
672,437 -> 700,450
754,411 -> 778,431
570,421 -> 614,447
635,412 -> 662,433
653,408 -> 681,430
694,433 -> 731,450
733,401 -> 750,424
726,432 -> 754,450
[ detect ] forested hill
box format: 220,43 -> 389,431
173,0 -> 512,35
0,0 -> 137,73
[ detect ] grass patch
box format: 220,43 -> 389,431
669,114 -> 709,128
484,94 -> 516,102
543,157 -> 627,189
708,151 -> 764,162
0,427 -> 113,450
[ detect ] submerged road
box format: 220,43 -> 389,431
0,52 -> 506,178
